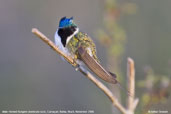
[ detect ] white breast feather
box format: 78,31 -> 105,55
54,31 -> 70,61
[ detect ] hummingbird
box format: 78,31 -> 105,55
54,17 -> 118,84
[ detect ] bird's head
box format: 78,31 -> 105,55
56,17 -> 79,47
59,17 -> 77,28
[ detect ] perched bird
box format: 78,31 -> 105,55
54,17 -> 117,84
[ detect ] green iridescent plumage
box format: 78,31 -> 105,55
66,32 -> 99,63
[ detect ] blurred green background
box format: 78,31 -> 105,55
0,0 -> 170,114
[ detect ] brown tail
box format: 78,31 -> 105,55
78,47 -> 132,97
108,71 -> 132,96
78,46 -> 117,84
108,71 -> 117,78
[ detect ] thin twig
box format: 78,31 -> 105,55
32,28 -> 127,114
127,57 -> 139,113
79,67 -> 127,114
32,28 -> 76,66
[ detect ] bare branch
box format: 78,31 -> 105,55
32,28 -> 76,66
32,28 -> 128,114
127,57 -> 139,113
127,57 -> 135,110
79,67 -> 127,114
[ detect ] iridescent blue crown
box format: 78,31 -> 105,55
59,17 -> 76,28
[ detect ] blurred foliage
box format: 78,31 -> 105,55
96,0 -> 170,114
96,0 -> 137,79
138,66 -> 170,114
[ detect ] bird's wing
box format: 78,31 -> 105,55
78,46 -> 117,84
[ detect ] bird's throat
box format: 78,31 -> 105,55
58,26 -> 79,47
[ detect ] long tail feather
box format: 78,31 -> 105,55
78,47 -> 132,97
78,46 -> 117,84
